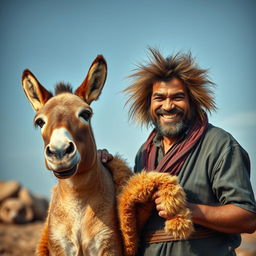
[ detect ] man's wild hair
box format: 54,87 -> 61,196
124,47 -> 216,126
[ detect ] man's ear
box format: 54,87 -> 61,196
22,70 -> 52,111
75,55 -> 107,104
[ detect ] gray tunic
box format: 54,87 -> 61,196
134,124 -> 256,256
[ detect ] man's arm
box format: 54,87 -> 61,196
156,194 -> 256,234
187,203 -> 256,234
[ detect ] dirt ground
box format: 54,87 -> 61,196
0,222 -> 255,255
0,222 -> 43,256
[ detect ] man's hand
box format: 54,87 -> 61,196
97,149 -> 113,163
154,191 -> 175,219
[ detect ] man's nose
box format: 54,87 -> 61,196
162,99 -> 175,111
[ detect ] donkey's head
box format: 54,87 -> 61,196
22,56 -> 107,179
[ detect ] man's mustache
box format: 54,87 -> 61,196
156,107 -> 184,116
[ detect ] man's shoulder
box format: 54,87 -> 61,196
206,123 -> 233,138
203,123 -> 241,150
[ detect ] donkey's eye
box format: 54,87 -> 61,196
35,118 -> 45,128
79,110 -> 92,122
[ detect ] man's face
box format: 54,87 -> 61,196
150,78 -> 192,138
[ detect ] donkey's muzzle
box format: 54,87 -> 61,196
44,127 -> 81,176
46,141 -> 75,160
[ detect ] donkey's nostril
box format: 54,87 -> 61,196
64,142 -> 75,155
46,146 -> 54,157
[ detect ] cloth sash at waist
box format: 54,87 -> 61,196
145,227 -> 220,243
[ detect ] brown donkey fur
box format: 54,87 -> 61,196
22,56 -> 132,255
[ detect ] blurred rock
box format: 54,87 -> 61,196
18,188 -> 48,221
0,198 -> 33,224
0,181 -> 48,224
0,181 -> 21,204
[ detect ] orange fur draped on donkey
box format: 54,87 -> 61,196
22,55 -> 193,256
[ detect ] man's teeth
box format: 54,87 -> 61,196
162,114 -> 177,119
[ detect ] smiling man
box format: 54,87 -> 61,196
123,48 -> 256,256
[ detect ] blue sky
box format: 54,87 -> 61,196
0,0 -> 255,197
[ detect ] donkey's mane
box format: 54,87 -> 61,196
55,82 -> 73,95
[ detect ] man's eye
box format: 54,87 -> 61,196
173,93 -> 185,101
174,96 -> 183,101
79,110 -> 92,122
35,118 -> 45,128
154,97 -> 163,101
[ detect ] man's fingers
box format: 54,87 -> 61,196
152,191 -> 160,201
158,210 -> 167,218
155,197 -> 161,205
97,149 -> 113,163
156,203 -> 163,211
101,149 -> 108,162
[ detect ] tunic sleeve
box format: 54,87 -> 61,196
212,143 -> 256,213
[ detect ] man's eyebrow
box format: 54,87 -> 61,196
152,92 -> 164,97
173,92 -> 185,97
152,92 -> 186,98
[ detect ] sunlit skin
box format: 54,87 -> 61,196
151,80 -> 256,234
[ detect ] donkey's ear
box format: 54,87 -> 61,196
22,69 -> 52,111
75,55 -> 107,104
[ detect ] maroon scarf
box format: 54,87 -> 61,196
142,116 -> 208,176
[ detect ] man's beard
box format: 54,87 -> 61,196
152,107 -> 191,138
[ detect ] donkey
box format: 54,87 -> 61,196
22,56 -> 125,255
